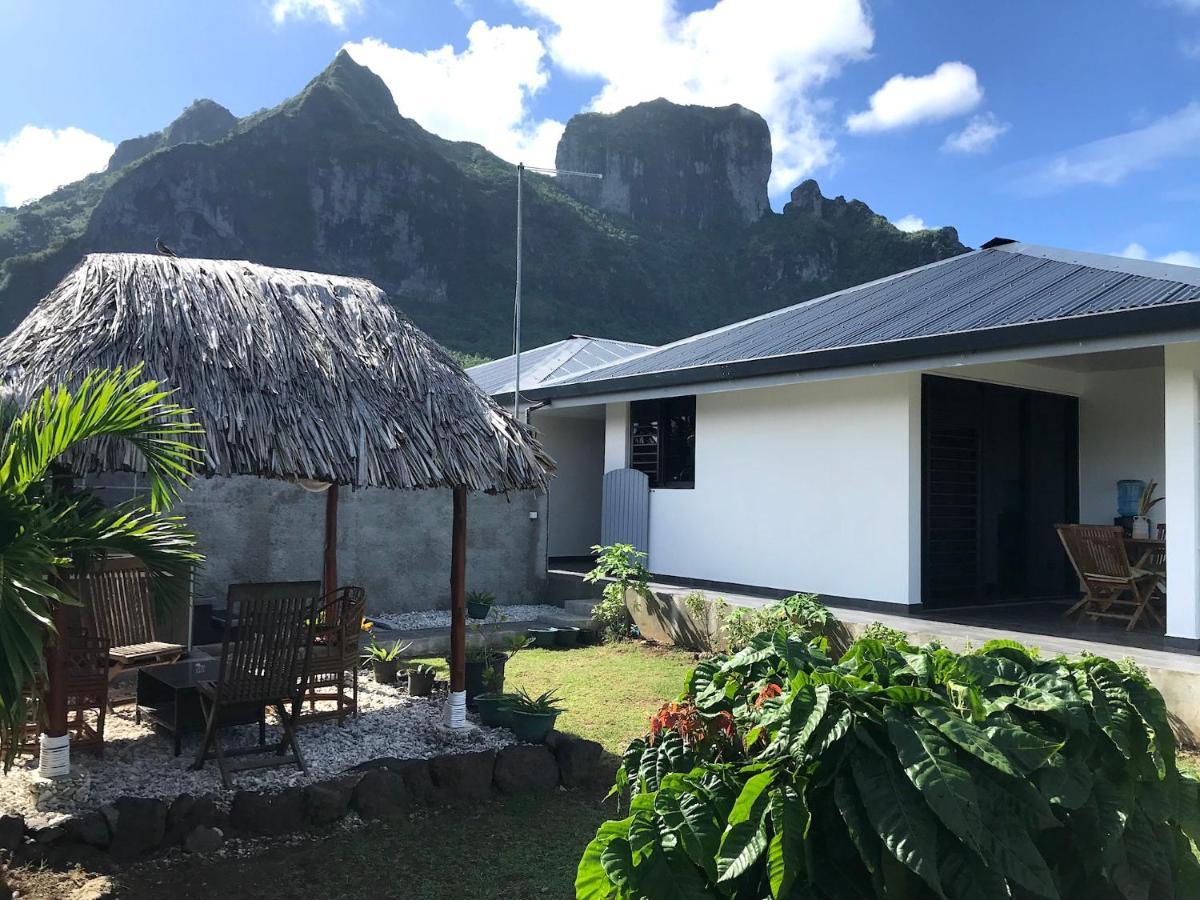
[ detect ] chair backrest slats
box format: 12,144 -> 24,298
215,593 -> 316,706
71,556 -> 156,648
1056,525 -> 1133,582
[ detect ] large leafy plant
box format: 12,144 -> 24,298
585,543 -> 652,642
577,632 -> 1200,899
0,367 -> 203,767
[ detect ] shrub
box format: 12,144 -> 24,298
577,631 -> 1200,899
585,544 -> 652,642
722,592 -> 834,652
860,620 -> 908,646
681,591 -> 732,654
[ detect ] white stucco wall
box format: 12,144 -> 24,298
536,412 -> 605,557
604,402 -> 629,473
641,374 -> 922,605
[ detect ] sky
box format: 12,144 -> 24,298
1,0 -> 1199,264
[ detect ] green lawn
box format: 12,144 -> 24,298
12,643 -> 695,900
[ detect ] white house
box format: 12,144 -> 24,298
480,241 -> 1200,651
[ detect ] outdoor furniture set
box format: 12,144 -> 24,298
1056,524 -> 1167,632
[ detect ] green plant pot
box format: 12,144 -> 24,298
554,626 -> 580,648
407,670 -> 435,697
466,600 -> 494,620
474,693 -> 514,728
509,710 -> 560,743
464,655 -> 506,703
528,627 -> 558,649
372,658 -> 399,684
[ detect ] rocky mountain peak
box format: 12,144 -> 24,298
554,98 -> 771,231
107,99 -> 236,171
288,50 -> 401,130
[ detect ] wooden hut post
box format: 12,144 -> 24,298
323,483 -> 339,596
448,486 -> 468,723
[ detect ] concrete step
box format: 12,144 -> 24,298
564,599 -> 598,617
548,569 -> 605,602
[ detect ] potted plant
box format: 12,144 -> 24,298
466,589 -> 496,620
463,629 -> 530,702
363,636 -> 410,684
503,688 -> 565,742
1133,479 -> 1164,540
407,663 -> 436,697
474,691 -> 517,728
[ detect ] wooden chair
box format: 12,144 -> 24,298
1056,525 -> 1163,632
75,556 -> 185,680
192,592 -> 317,789
303,586 -> 366,726
3,629 -> 110,759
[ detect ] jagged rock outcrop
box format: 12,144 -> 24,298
107,99 -> 238,170
0,52 -> 967,355
555,98 -> 771,230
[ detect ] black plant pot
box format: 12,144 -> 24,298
467,600 -> 494,620
408,670 -> 435,697
372,658 -> 399,684
464,655 -> 506,703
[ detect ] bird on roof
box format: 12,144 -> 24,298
154,237 -> 178,258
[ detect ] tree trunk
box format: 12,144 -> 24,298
449,486 -> 467,693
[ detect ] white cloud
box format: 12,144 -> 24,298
942,112 -> 1009,154
1182,36 -> 1200,59
1119,242 -> 1200,268
271,0 -> 362,28
518,0 -> 874,191
0,125 -> 114,207
846,62 -> 982,133
1021,102 -> 1200,193
893,214 -> 926,232
345,23 -> 563,167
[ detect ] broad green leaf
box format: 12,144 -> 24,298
766,783 -> 809,899
716,768 -> 776,882
985,721 -> 1063,773
576,818 -> 632,900
655,788 -> 720,882
633,843 -> 714,899
849,732 -> 942,894
1037,750 -> 1092,809
886,711 -> 983,852
916,704 -> 1018,776
973,775 -> 1059,899
600,837 -> 636,892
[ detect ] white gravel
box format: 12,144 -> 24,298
370,603 -> 563,631
0,678 -> 515,828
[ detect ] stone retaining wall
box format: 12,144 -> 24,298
1,732 -> 602,869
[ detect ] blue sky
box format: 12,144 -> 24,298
1,0 -> 1199,263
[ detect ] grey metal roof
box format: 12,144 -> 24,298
529,241 -> 1200,399
467,335 -> 655,397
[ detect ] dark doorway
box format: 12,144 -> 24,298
922,375 -> 1078,608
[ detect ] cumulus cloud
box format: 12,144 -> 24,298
0,125 -> 114,207
345,23 -> 563,166
846,62 -> 982,133
942,112 -> 1009,154
271,0 -> 362,28
892,214 -> 927,233
1120,242 -> 1200,268
1019,102 -> 1200,194
517,0 -> 874,191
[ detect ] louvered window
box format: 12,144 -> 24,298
629,396 -> 695,489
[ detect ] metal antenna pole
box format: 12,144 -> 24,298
513,163 -> 524,420
509,162 -> 601,421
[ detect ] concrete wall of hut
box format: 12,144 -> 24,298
86,473 -> 549,627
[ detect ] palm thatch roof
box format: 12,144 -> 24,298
0,253 -> 553,493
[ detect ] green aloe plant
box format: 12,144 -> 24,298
0,366 -> 204,769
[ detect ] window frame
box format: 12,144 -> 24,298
628,395 -> 696,490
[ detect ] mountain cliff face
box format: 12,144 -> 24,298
555,99 -> 771,230
0,51 -> 967,355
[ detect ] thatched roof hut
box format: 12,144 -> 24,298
0,253 -> 552,493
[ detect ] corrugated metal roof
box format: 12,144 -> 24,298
534,242 -> 1200,396
467,335 -> 655,397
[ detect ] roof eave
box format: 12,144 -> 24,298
525,301 -> 1200,401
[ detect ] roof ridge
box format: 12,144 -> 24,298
996,242 -> 1200,288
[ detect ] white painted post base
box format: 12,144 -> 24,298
442,690 -> 468,729
38,732 -> 70,779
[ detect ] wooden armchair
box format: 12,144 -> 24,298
75,556 -> 185,679
304,586 -> 366,726
192,592 -> 316,789
1056,524 -> 1163,632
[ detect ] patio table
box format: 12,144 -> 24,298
136,657 -> 265,756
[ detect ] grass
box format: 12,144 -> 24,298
9,642 -> 695,900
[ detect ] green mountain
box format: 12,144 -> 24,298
0,52 -> 966,356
